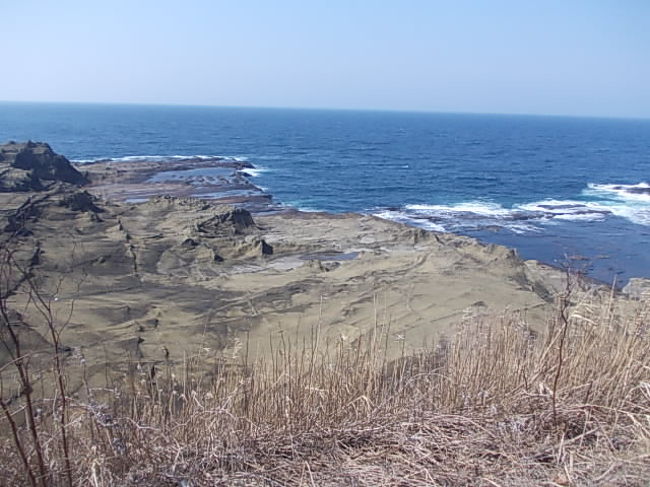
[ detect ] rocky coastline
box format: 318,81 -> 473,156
0,141 -> 604,389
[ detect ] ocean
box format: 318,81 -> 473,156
1,102 -> 649,285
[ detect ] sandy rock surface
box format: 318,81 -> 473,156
1,188 -> 565,387
0,142 -> 568,389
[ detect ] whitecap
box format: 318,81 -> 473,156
240,167 -> 268,177
72,154 -> 245,164
585,182 -> 650,203
605,204 -> 650,226
405,201 -> 512,218
580,182 -> 650,225
373,210 -> 446,232
553,212 -> 608,222
70,158 -> 99,163
375,196 -> 625,236
515,199 -> 611,221
517,199 -> 591,213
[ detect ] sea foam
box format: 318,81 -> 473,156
375,184 -> 650,235
585,182 -> 650,202
72,154 -> 248,164
240,167 -> 268,177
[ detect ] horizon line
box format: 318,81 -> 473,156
1,98 -> 648,122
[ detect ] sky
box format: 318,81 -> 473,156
1,0 -> 649,118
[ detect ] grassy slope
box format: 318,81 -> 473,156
1,277 -> 649,486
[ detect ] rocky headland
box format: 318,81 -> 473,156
0,140 -> 88,192
80,154 -> 273,210
4,141 -> 650,487
1,141 -> 590,389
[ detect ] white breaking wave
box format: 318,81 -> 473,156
585,182 -> 650,203
374,187 -> 650,235
515,199 -> 610,222
72,154 -> 248,164
240,167 -> 268,177
406,202 -> 512,218
373,210 -> 446,232
582,183 -> 650,225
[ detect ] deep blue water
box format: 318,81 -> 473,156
2,102 -> 650,284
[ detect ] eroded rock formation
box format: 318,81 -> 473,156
0,141 -> 88,192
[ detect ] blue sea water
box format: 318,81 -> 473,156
1,102 -> 650,284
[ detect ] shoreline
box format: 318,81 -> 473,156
78,155 -> 277,211
76,154 -> 622,290
0,142 -> 627,392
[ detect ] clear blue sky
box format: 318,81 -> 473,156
1,0 -> 648,118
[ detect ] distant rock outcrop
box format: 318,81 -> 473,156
58,190 -> 103,213
196,206 -> 256,236
0,141 -> 88,192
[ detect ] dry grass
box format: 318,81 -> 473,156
1,279 -> 650,486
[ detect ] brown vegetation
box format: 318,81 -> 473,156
1,250 -> 649,486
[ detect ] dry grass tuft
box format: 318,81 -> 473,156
1,277 -> 650,486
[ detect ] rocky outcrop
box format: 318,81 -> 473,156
0,142 -> 582,398
0,141 -> 88,192
58,190 -> 103,213
192,206 -> 273,260
196,207 -> 256,236
2,189 -> 104,237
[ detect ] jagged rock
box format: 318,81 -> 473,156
2,189 -> 104,236
196,206 -> 256,236
58,191 -> 103,213
0,141 -> 88,192
260,239 -> 273,255
181,238 -> 199,248
3,197 -> 41,234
